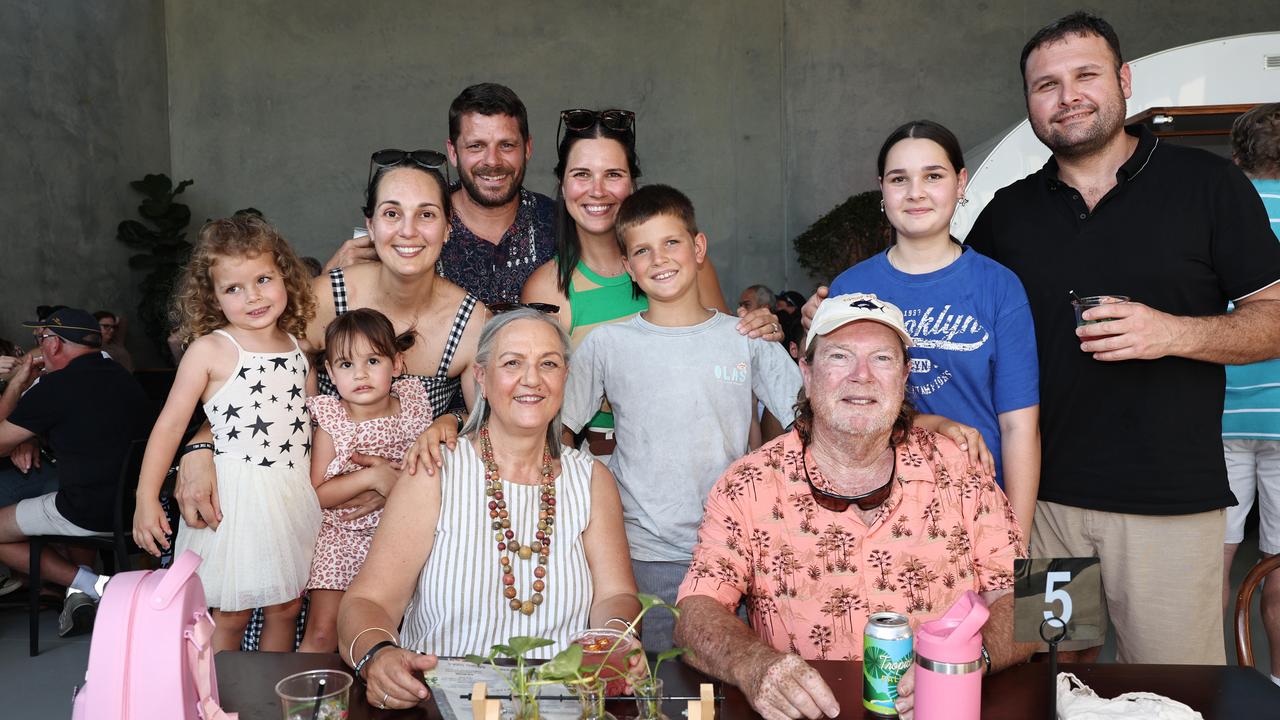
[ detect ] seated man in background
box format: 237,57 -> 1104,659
93,310 -> 133,371
674,294 -> 1033,720
0,308 -> 149,635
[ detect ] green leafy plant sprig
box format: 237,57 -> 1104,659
465,593 -> 686,719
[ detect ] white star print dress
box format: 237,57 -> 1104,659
174,329 -> 322,611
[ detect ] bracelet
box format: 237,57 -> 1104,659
980,643 -> 992,675
604,616 -> 640,639
347,626 -> 396,667
179,442 -> 214,459
354,640 -> 398,680
450,410 -> 466,428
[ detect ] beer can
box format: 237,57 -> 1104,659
863,612 -> 914,716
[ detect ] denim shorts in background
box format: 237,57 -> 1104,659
0,461 -> 59,508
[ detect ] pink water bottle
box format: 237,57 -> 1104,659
913,590 -> 989,720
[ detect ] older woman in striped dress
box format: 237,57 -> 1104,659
337,307 -> 639,711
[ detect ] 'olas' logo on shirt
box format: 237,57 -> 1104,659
714,362 -> 749,384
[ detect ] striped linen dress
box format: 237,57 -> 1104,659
400,436 -> 595,659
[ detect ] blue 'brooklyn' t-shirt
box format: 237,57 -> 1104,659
830,246 -> 1040,485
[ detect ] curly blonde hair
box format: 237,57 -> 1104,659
172,216 -> 317,346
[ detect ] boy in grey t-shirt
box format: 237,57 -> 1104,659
561,185 -> 801,650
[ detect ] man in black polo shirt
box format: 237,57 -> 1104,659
966,13 -> 1280,664
0,308 -> 150,636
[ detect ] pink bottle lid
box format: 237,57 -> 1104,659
916,590 -> 989,664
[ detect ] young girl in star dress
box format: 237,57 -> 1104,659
297,308 -> 433,652
133,215 -> 322,652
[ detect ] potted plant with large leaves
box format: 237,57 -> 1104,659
792,189 -> 891,285
115,174 -> 194,360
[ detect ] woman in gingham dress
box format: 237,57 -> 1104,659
189,150 -> 488,650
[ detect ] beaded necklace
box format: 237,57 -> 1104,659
481,424 -> 555,615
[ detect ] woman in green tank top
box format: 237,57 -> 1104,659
521,109 -> 784,446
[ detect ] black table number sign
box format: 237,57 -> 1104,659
1014,557 -> 1103,643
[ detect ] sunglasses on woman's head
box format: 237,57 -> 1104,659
489,302 -> 561,315
801,445 -> 896,512
366,149 -> 450,187
556,109 -> 636,147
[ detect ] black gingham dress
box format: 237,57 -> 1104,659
240,266 -> 477,651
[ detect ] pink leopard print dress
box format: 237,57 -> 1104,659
304,378 -> 432,590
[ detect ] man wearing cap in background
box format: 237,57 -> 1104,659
0,307 -> 149,636
674,293 -> 1032,720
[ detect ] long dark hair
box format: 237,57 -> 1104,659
322,308 -> 415,367
876,119 -> 965,179
362,162 -> 452,220
552,119 -> 642,294
876,119 -> 966,247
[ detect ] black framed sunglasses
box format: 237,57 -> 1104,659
489,302 -> 561,315
367,149 -> 450,188
556,108 -> 636,147
801,445 -> 896,512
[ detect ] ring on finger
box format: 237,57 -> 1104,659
380,690 -> 389,709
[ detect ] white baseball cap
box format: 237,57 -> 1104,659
806,293 -> 913,349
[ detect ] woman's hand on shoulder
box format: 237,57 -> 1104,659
403,416 -> 460,477
736,306 -> 785,342
363,648 -> 436,710
915,414 -> 994,475
324,235 -> 378,273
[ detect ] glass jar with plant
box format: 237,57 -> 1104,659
466,593 -> 686,720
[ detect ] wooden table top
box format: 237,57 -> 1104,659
217,651 -> 1280,719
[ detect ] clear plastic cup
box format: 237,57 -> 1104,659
1071,295 -> 1129,328
571,627 -> 642,697
274,669 -> 352,720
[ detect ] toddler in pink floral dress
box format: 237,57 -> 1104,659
298,309 -> 432,652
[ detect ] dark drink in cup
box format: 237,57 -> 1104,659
1072,295 -> 1128,344
572,628 -> 640,697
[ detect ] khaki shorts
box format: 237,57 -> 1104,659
1030,500 -> 1225,664
15,493 -> 111,538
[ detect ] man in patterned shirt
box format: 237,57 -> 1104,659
674,294 -> 1033,720
325,83 -> 555,305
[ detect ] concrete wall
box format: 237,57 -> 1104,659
782,0 -> 1280,277
164,0 -> 1280,309
162,0 -> 787,301
6,2 -> 1278,360
0,0 -> 170,363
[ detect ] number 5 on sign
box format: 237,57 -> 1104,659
1013,558 -> 1103,643
1044,571 -> 1073,624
